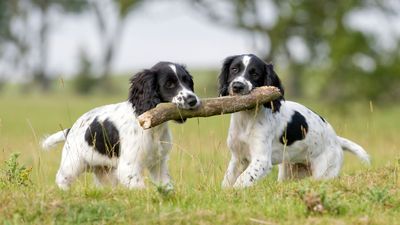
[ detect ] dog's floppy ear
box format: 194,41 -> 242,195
265,63 -> 284,97
218,55 -> 238,96
128,69 -> 160,116
264,63 -> 284,112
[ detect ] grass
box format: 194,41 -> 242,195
0,78 -> 399,224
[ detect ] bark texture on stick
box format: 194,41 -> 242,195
138,86 -> 282,129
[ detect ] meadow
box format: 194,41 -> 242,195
0,75 -> 399,224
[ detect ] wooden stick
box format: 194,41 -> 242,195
138,86 -> 282,129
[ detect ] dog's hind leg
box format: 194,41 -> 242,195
56,149 -> 85,190
278,162 -> 312,181
93,166 -> 118,187
277,162 -> 291,181
311,146 -> 343,179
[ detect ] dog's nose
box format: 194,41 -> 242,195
232,82 -> 245,93
186,95 -> 198,107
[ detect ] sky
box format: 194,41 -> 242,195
2,0 -> 400,80
47,0 -> 253,77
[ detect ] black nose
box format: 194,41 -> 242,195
232,82 -> 245,93
187,95 -> 198,107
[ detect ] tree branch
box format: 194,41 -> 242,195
138,86 -> 281,129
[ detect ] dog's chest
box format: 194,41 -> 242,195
143,126 -> 172,165
228,112 -> 262,158
228,132 -> 251,160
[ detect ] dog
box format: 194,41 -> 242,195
42,62 -> 200,190
218,54 -> 370,188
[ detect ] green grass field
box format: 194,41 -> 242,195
0,79 -> 399,224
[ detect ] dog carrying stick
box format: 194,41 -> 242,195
138,86 -> 282,129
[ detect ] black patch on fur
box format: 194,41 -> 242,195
280,111 -> 308,145
180,65 -> 195,91
250,175 -> 255,182
85,118 -> 120,157
65,128 -> 71,136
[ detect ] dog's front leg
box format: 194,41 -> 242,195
222,156 -> 246,188
149,158 -> 173,191
117,161 -> 145,189
149,129 -> 174,191
117,143 -> 146,189
233,139 -> 272,188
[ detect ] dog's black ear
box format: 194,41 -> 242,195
128,69 -> 160,116
180,64 -> 194,91
265,63 -> 284,97
218,55 -> 238,96
264,63 -> 284,112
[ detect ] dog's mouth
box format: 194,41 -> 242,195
228,81 -> 252,96
176,102 -> 201,110
228,87 -> 251,96
228,91 -> 250,96
172,95 -> 201,110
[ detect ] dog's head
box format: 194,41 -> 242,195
129,62 -> 200,117
218,54 -> 284,111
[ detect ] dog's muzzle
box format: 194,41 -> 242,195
172,90 -> 200,109
186,94 -> 199,108
229,81 -> 251,95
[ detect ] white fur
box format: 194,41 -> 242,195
222,100 -> 370,188
169,64 -> 177,74
41,129 -> 69,150
42,101 -> 173,190
172,88 -> 200,108
242,55 -> 251,69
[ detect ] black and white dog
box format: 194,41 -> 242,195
219,54 -> 370,188
42,62 -> 200,190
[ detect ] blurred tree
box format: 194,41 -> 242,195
0,0 -> 87,91
30,0 -> 88,90
73,49 -> 97,95
31,0 -> 87,90
0,1 -> 31,88
192,0 -> 400,102
0,1 -> 11,42
0,1 -> 10,92
90,0 -> 145,89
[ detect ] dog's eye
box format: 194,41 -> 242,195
165,81 -> 176,89
231,68 -> 239,73
250,70 -> 260,78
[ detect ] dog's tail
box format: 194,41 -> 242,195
41,129 -> 70,151
338,136 -> 370,165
